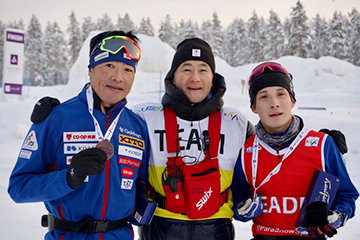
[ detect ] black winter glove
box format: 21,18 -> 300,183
301,201 -> 337,240
30,96 -> 60,124
319,128 -> 348,154
67,148 -> 107,189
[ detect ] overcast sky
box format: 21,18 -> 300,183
0,0 -> 359,31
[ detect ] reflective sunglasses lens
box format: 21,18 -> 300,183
101,37 -> 140,59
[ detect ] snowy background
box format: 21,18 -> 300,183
1,33 -> 359,239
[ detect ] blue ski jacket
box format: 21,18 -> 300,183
8,84 -> 149,240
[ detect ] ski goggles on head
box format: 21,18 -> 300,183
90,35 -> 141,60
248,62 -> 292,84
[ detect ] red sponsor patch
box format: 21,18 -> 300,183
122,167 -> 134,178
118,157 -> 140,168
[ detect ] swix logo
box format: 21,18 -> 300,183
119,134 -> 145,149
63,132 -> 96,142
122,167 -> 134,178
196,187 -> 213,210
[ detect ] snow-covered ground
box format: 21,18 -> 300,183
1,34 -> 359,239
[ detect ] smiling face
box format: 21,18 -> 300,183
173,60 -> 213,104
252,86 -> 296,134
88,61 -> 135,108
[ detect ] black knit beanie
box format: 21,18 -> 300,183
167,38 -> 215,78
249,71 -> 296,107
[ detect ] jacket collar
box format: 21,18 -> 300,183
161,72 -> 226,121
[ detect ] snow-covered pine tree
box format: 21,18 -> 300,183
138,17 -> 155,36
264,10 -> 285,61
81,16 -> 96,43
311,14 -> 329,59
348,8 -> 360,66
0,21 -> 4,84
178,19 -> 198,39
122,13 -> 136,33
328,11 -> 348,60
67,11 -> 82,66
158,14 -> 179,49
42,22 -> 68,86
97,13 -> 114,31
247,11 -> 262,63
198,20 -> 212,45
286,1 -> 312,58
24,15 -> 43,86
209,12 -> 223,58
223,18 -> 248,66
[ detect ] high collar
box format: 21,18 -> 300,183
78,83 -> 127,115
161,72 -> 226,121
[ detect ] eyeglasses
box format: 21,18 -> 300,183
90,36 -> 141,60
248,62 -> 292,84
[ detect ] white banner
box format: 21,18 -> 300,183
2,28 -> 25,95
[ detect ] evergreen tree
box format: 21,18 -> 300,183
264,10 -> 285,60
158,14 -> 179,49
223,18 -> 248,66
311,14 -> 329,58
0,21 -> 5,84
348,8 -> 360,66
42,22 -> 68,86
247,11 -> 262,63
138,17 -> 155,36
198,20 -> 212,44
122,13 -> 136,33
7,19 -> 25,30
24,15 -> 43,86
178,19 -> 197,39
328,11 -> 348,60
209,12 -> 223,58
67,11 -> 82,66
286,1 -> 312,58
97,13 -> 114,31
81,16 -> 96,42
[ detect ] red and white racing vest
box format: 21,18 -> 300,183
242,129 -> 326,237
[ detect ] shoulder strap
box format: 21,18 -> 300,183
164,106 -> 221,169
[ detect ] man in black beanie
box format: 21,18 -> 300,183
133,38 -> 255,240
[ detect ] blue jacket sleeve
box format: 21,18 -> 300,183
8,116 -> 73,203
324,135 -> 359,219
231,149 -> 253,222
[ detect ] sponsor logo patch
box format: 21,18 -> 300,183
192,49 -> 201,57
94,52 -> 109,62
118,146 -> 143,160
139,105 -> 163,112
305,137 -> 320,147
22,130 -> 38,151
118,157 -> 140,168
66,156 -> 72,165
119,134 -> 145,149
63,132 -> 96,142
19,149 -> 32,159
119,126 -> 143,138
122,167 -> 135,178
64,143 -> 96,154
121,178 -> 134,190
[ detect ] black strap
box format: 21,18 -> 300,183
44,214 -> 129,233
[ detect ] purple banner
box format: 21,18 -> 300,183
4,83 -> 22,95
6,31 -> 25,44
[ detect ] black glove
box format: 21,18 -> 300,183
319,128 -> 348,154
30,97 -> 60,124
301,201 -> 337,240
66,148 -> 107,189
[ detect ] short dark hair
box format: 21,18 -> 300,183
89,30 -> 140,56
